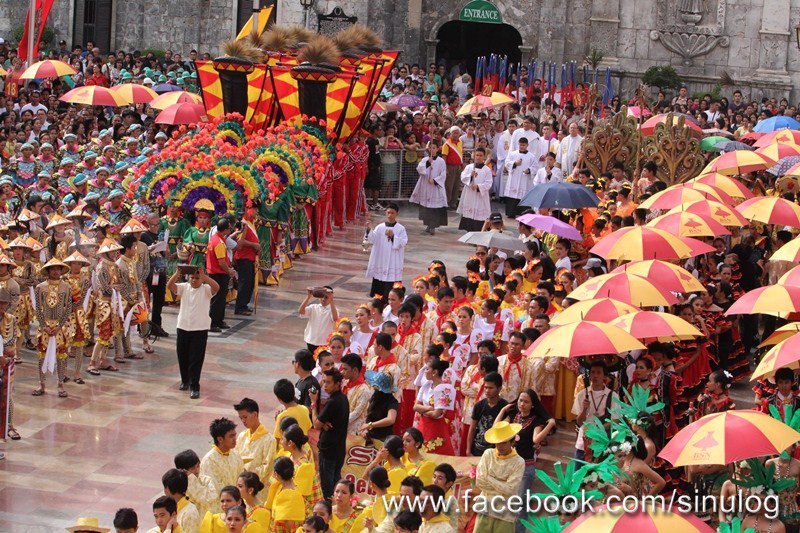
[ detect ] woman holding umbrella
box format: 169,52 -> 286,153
409,139 -> 447,235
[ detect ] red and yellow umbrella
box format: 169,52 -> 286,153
569,272 -> 678,307
752,333 -> 800,379
779,265 -> 800,286
155,102 -> 207,125
457,91 -> 515,116
110,83 -> 158,104
755,141 -> 800,161
640,114 -> 704,136
701,150 -> 776,175
647,211 -> 731,238
772,237 -> 800,262
638,185 -> 726,210
590,226 -> 711,261
725,285 -> 800,316
666,200 -> 749,227
19,59 -> 76,80
59,85 -> 127,107
564,505 -> 714,533
612,260 -> 706,293
759,322 -> 800,348
610,310 -> 701,340
688,173 -> 754,200
736,196 -> 800,227
659,410 -> 800,466
525,321 -> 645,358
754,129 -> 800,147
550,298 -> 639,326
149,91 -> 203,110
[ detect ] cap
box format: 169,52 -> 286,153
583,257 -> 605,270
108,189 -> 124,199
142,77 -> 154,85
59,157 -> 75,166
83,150 -> 98,160
155,132 -> 168,140
489,212 -> 503,223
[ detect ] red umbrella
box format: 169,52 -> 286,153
640,114 -> 703,136
59,86 -> 127,107
155,102 -> 207,125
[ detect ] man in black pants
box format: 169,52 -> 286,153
167,266 -> 219,399
206,219 -> 236,332
233,207 -> 259,316
310,368 -> 349,499
140,213 -> 168,337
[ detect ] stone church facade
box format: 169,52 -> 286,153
2,0 -> 800,100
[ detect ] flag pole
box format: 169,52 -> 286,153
27,0 -> 36,65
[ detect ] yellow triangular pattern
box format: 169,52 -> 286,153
235,6 -> 274,41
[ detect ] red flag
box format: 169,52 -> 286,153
18,0 -> 55,63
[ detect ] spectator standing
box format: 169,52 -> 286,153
206,218 -> 236,333
233,207 -> 259,316
474,421 -> 525,533
299,286 -> 338,353
310,368 -> 350,499
441,127 -> 464,208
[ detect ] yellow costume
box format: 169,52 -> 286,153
176,496 -> 201,533
235,423 -> 277,482
199,446 -> 245,493
265,481 -> 305,533
402,454 -> 436,487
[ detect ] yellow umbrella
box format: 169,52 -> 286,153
589,226 -> 712,261
149,91 -> 203,110
772,237 -> 800,262
456,92 -> 515,116
610,310 -> 702,341
647,211 -> 731,238
759,322 -> 800,348
569,272 -> 678,307
735,196 -> 800,227
752,333 -> 800,379
550,298 -> 639,326
19,59 -> 76,79
612,259 -> 706,293
638,186 -> 722,210
659,410 -> 800,466
59,86 -> 128,107
525,321 -> 645,358
700,150 -> 776,175
665,200 -> 749,227
687,173 -> 754,199
110,83 -> 158,104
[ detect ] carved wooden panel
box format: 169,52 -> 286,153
581,106 -> 641,178
643,114 -> 704,185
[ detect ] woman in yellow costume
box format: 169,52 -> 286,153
363,435 -> 408,495
201,485 -> 265,532
280,424 -> 322,514
329,479 -> 359,533
265,456 -> 306,533
236,471 -> 269,530
9,237 -> 36,352
350,467 -> 393,533
63,251 -> 91,384
401,428 -> 435,485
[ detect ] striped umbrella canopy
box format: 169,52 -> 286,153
640,114 -> 703,136
666,200 -> 749,227
752,333 -> 800,379
779,265 -> 800,286
110,83 -> 158,104
687,173 -> 753,199
149,91 -> 203,110
759,322 -> 800,348
755,129 -> 800,147
564,505 -> 714,533
725,285 -> 800,316
612,259 -> 707,293
647,211 -> 731,238
610,310 -> 702,341
659,410 -> 800,466
59,86 -> 127,107
701,150 -> 776,175
639,184 -> 730,210
755,141 -> 800,161
525,321 -> 645,358
735,196 -> 800,227
773,238 -> 800,262
20,59 -> 76,79
550,298 -> 639,326
590,226 -> 712,261
569,272 -> 678,307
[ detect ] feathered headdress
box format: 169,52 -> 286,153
412,275 -> 427,286
574,454 -> 625,486
335,316 -> 351,329
392,281 -> 404,289
768,403 -> 800,459
467,271 -> 481,284
533,460 -> 602,511
733,458 -> 797,496
610,384 -> 665,429
520,516 -> 566,533
312,345 -> 329,361
583,416 -> 639,458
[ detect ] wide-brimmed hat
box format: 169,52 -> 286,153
26,237 -> 43,252
66,517 -> 109,533
365,370 -> 395,394
484,421 -> 522,444
90,216 -> 111,229
46,213 -> 71,230
98,238 -> 122,255
73,233 -> 99,248
66,205 -> 91,219
120,219 -> 147,234
17,208 -> 38,222
7,237 -> 30,249
64,251 -> 90,265
41,257 -> 68,272
0,254 -> 16,267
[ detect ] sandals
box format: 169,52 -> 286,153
24,340 -> 35,351
58,389 -> 68,398
74,377 -> 85,385
62,376 -> 70,383
100,365 -> 119,372
31,388 -> 44,396
113,358 -> 127,364
7,428 -> 20,440
86,368 -> 101,376
128,352 -> 146,358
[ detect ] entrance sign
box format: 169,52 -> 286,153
459,0 -> 503,24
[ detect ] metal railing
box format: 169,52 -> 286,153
378,149 -> 475,201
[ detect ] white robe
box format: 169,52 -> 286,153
503,150 -> 538,199
458,164 -> 493,221
365,222 -> 407,282
409,156 -> 448,208
557,134 -> 583,174
533,165 -> 564,186
511,128 -> 538,152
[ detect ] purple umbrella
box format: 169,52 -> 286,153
767,156 -> 800,177
388,94 -> 427,108
516,213 -> 582,240
153,83 -> 183,94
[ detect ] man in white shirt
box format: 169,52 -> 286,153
557,122 -> 583,175
533,152 -> 563,186
20,91 -> 47,115
510,116 -> 538,152
572,362 -> 618,460
705,101 -> 722,123
503,138 -> 538,217
299,287 -> 339,352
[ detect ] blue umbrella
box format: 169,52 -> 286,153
717,140 -> 754,153
153,83 -> 182,94
754,116 -> 800,133
519,182 -> 600,209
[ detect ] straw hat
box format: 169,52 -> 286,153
41,257 -> 68,272
484,421 -> 522,444
98,238 -> 123,255
66,517 -> 109,533
64,251 -> 90,265
0,237 -> 8,251
66,205 -> 91,219
26,237 -> 43,252
120,219 -> 147,234
17,208 -> 38,222
73,233 -> 99,248
45,213 -> 71,230
0,254 -> 17,267
7,237 -> 31,249
89,216 -> 111,229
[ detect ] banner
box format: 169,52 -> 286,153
18,0 -> 55,62
341,435 -> 478,498
235,6 -> 274,41
195,60 -> 274,125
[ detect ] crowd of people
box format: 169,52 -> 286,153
4,35 -> 800,533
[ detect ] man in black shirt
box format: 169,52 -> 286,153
467,372 -> 508,456
293,349 -> 319,409
310,368 -> 350,498
363,369 -> 399,440
139,213 -> 168,337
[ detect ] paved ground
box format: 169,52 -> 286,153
0,206 -> 754,531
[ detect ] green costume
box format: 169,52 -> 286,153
183,226 -> 211,268
163,216 -> 190,276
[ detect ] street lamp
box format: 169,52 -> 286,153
300,0 -> 315,30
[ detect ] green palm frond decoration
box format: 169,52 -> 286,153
533,460 -> 602,502
521,515 -> 566,533
610,384 -> 665,427
575,454 -> 626,485
718,517 -> 755,533
733,458 -> 797,494
768,403 -> 800,459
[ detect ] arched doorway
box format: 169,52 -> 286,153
435,20 -> 522,77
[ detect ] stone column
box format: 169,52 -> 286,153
519,45 -> 534,64
425,38 -> 439,66
756,0 -> 792,82
588,0 -> 621,65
